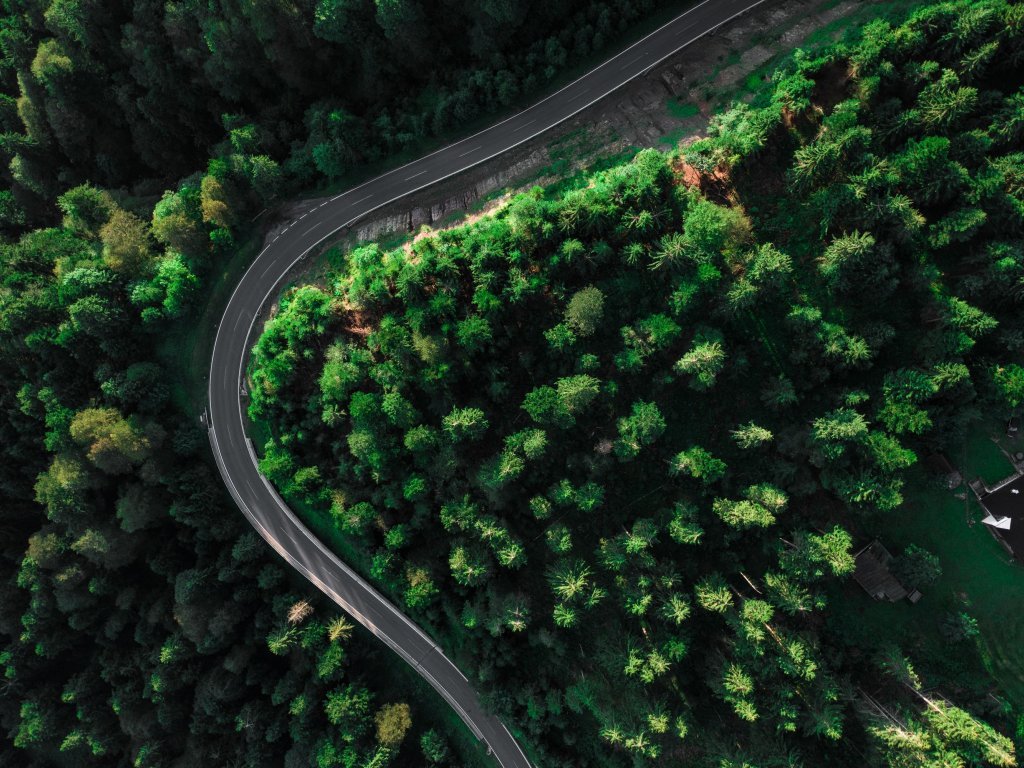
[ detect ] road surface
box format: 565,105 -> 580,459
207,1 -> 766,765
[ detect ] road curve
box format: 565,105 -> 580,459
207,1 -> 765,764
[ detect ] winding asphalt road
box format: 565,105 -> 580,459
207,1 -> 766,764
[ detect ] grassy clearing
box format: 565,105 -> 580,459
829,422 -> 1024,713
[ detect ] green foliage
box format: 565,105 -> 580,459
564,285 -> 605,337
420,729 -> 451,764
449,544 -> 491,587
994,364 -> 1024,408
246,11 -> 1024,759
442,406 -> 489,443
670,446 -> 726,483
9,3 -> 1024,767
675,328 -> 726,390
374,702 -> 412,746
891,544 -> 942,588
556,374 -> 602,415
731,422 -> 773,449
614,400 -> 666,459
69,407 -> 153,474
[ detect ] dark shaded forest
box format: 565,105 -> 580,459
0,1 -> 702,767
0,0 -> 669,231
250,1 -> 1024,765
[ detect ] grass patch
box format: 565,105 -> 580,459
658,126 -> 690,147
666,98 -> 700,120
542,147 -> 640,198
743,72 -> 766,93
829,421 -> 1024,717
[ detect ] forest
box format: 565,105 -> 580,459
0,0 -> 671,235
247,1 -> 1024,765
0,0 -> 691,766
0,93 -> 474,768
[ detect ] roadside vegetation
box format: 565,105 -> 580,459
249,2 -> 1024,765
0,1 -> 716,767
0,0 -> 694,233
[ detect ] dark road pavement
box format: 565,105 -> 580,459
207,2 -> 766,764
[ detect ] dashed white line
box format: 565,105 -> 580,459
330,190 -> 376,204
568,89 -> 590,102
303,222 -> 322,236
209,4 -> 766,767
404,170 -> 427,181
620,53 -> 646,70
259,260 -> 279,280
457,145 -> 483,158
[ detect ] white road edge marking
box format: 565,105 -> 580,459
207,3 -> 767,766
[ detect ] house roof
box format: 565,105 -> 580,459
853,541 -> 908,602
979,473 -> 1024,556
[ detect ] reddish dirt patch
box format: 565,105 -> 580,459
335,299 -> 376,338
342,312 -> 374,337
669,155 -> 733,206
672,157 -> 703,189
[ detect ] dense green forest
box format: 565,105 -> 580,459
0,0 -> 701,766
0,0 -> 672,233
0,141 -> 472,764
250,1 -> 1024,765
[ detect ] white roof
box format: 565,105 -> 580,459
982,514 -> 1013,530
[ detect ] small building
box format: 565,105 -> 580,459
976,472 -> 1024,558
853,541 -> 909,602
